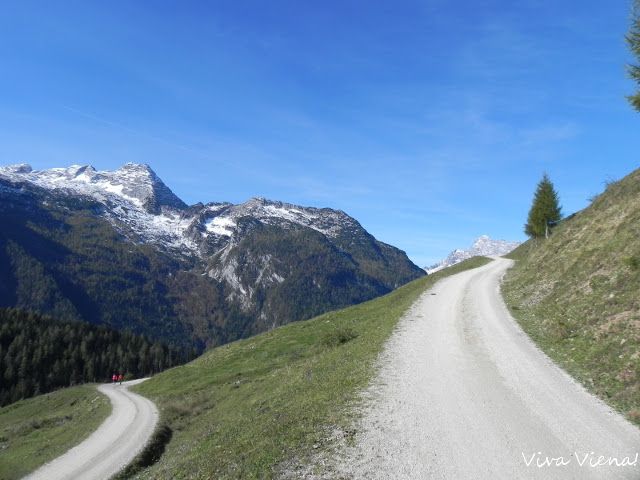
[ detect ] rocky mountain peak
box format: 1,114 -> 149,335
117,162 -> 154,173
111,163 -> 187,214
426,235 -> 520,273
0,162 -> 187,214
2,163 -> 33,174
0,161 -> 402,266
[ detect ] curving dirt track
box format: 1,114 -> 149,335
24,378 -> 158,480
336,258 -> 640,479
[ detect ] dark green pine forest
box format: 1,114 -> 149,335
0,308 -> 191,406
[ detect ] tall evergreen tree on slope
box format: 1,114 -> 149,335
628,0 -> 640,111
525,173 -> 562,239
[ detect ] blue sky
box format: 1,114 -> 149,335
1,1 -> 639,266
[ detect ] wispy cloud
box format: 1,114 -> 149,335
519,123 -> 580,145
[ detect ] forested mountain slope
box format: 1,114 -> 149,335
0,163 -> 424,350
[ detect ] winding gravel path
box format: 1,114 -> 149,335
336,258 -> 640,479
24,378 -> 158,480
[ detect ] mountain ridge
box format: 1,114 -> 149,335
0,162 -> 424,350
426,235 -> 520,273
0,163 -> 375,257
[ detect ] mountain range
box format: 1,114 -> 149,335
0,163 -> 424,350
425,235 -> 520,273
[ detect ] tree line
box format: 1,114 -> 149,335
0,308 -> 193,406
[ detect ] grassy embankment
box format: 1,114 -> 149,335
130,257 -> 491,479
502,168 -> 640,423
0,384 -> 110,479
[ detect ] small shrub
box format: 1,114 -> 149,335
321,327 -> 358,347
164,392 -> 212,421
624,256 -> 640,271
29,420 -> 43,430
589,274 -> 608,290
551,319 -> 571,341
164,401 -> 192,419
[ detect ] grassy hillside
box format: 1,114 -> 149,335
130,257 -> 491,479
0,384 -> 110,479
502,168 -> 640,422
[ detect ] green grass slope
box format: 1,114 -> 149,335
502,168 -> 640,422
0,384 -> 110,479
131,257 -> 491,479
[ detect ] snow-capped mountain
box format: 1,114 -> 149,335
0,163 -> 186,212
426,235 -> 520,273
0,162 -> 424,350
0,163 -> 362,257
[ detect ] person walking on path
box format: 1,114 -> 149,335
111,373 -> 117,383
117,373 -> 124,384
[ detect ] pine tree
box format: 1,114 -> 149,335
628,0 -> 640,111
525,173 -> 562,239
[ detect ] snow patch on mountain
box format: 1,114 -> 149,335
106,203 -> 198,252
199,197 -> 356,239
0,163 -> 198,253
426,235 -> 520,273
205,216 -> 236,237
0,163 -> 359,259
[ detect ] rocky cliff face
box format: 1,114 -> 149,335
0,163 -> 424,350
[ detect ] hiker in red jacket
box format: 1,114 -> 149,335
118,373 -> 124,384
112,373 -> 117,383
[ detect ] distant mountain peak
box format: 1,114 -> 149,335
426,235 -> 520,273
0,162 -> 187,214
2,163 -> 33,174
0,162 -> 371,255
119,161 -> 153,171
113,162 -> 160,182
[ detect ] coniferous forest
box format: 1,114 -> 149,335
0,308 -> 192,406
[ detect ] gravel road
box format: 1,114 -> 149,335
336,257 -> 640,479
24,378 -> 158,480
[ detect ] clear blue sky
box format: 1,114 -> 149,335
1,1 -> 639,266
